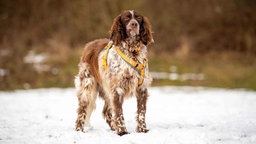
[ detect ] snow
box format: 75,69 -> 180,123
0,87 -> 256,144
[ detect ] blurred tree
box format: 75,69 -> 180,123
0,0 -> 255,90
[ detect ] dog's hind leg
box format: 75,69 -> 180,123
75,63 -> 97,132
102,101 -> 115,131
98,88 -> 115,131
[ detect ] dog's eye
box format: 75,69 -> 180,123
136,16 -> 142,21
136,16 -> 142,23
124,17 -> 130,21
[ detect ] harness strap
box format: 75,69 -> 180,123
102,41 -> 146,86
113,46 -> 144,73
114,46 -> 146,85
102,41 -> 113,71
139,58 -> 147,85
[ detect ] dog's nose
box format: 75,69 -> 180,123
131,22 -> 138,27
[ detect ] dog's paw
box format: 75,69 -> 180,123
75,126 -> 84,132
76,123 -> 93,132
117,131 -> 129,136
75,123 -> 93,133
136,127 -> 149,133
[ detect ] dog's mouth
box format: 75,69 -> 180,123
127,28 -> 139,37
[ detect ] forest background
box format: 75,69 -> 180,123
1,0 -> 256,90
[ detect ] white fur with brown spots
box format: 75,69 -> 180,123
75,10 -> 153,136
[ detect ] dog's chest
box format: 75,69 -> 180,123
108,48 -> 140,79
99,45 -> 151,97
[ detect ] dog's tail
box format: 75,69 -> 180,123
74,62 -> 97,132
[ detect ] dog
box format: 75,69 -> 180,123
74,10 -> 154,136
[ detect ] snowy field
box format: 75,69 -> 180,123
0,86 -> 256,144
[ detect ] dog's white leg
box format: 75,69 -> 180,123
75,63 -> 97,132
112,89 -> 128,136
136,87 -> 149,133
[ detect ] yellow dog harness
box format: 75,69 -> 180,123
102,41 -> 147,86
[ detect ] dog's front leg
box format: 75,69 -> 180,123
113,91 -> 128,136
136,88 -> 149,133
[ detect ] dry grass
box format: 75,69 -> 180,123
149,52 -> 256,90
1,0 -> 256,90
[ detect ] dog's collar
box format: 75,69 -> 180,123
102,41 -> 147,86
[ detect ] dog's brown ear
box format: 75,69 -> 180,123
140,16 -> 154,46
109,14 -> 126,45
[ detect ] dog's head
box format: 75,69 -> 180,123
110,10 -> 154,46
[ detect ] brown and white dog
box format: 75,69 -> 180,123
74,10 -> 153,136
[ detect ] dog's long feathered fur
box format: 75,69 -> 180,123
75,10 -> 153,136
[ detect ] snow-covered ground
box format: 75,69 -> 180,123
0,87 -> 256,144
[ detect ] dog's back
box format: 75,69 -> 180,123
81,38 -> 109,84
